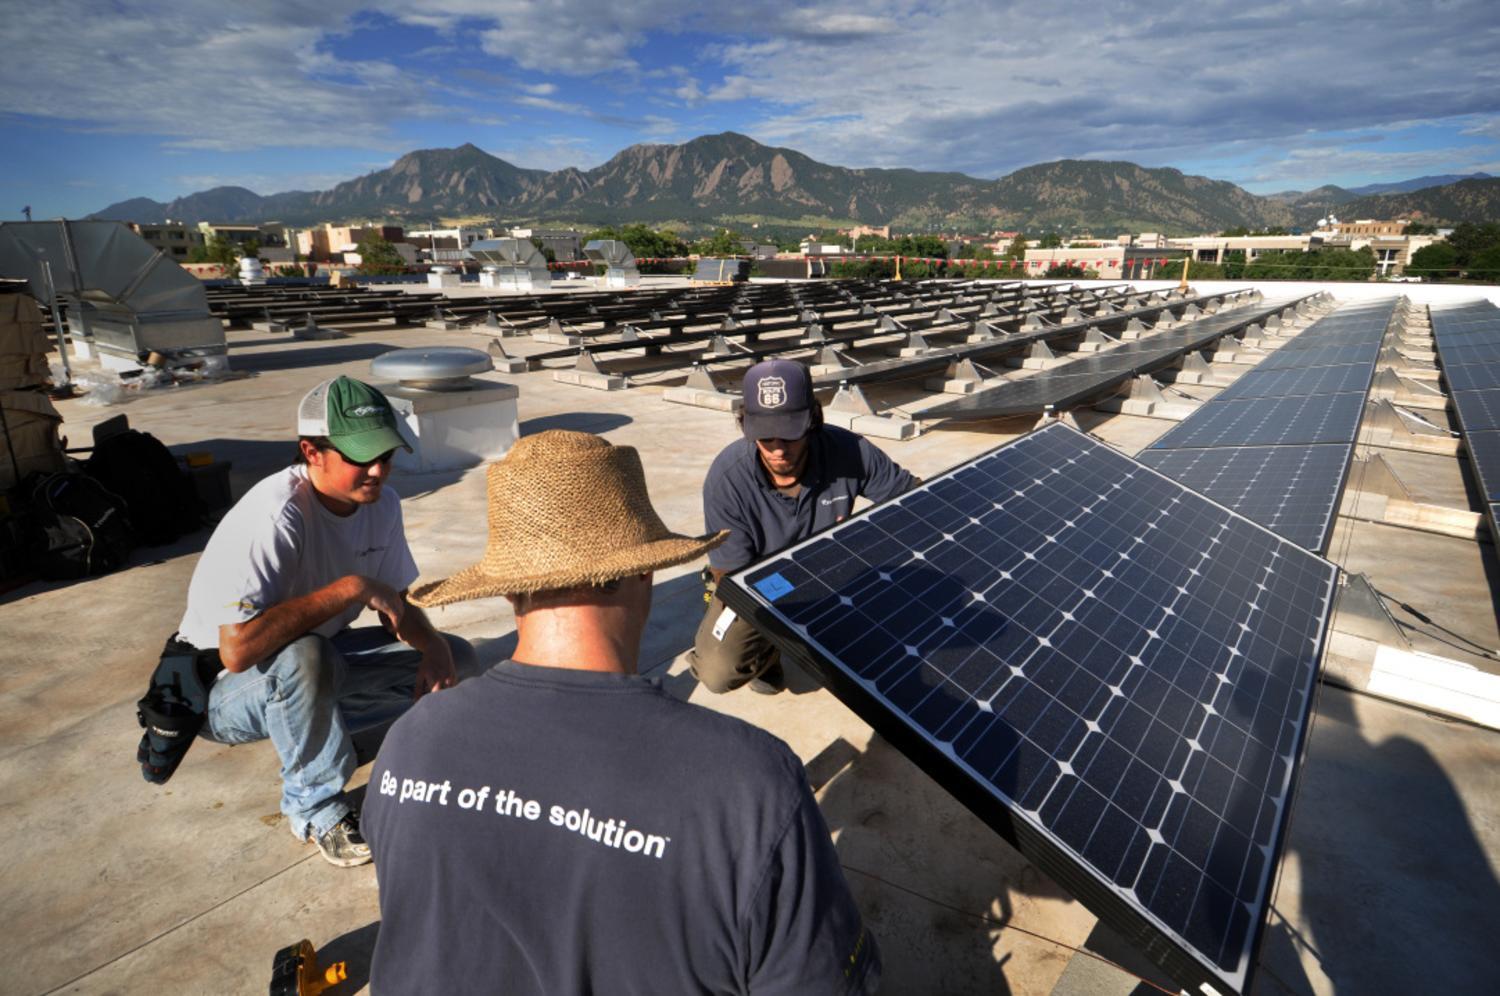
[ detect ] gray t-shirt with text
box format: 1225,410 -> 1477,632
363,661 -> 880,995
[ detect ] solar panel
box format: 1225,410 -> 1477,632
1439,342 -> 1500,368
809,293 -> 1218,390
1463,430 -> 1500,501
1139,301 -> 1394,553
720,423 -> 1338,996
1450,388 -> 1500,430
1431,327 -> 1500,346
1431,303 -> 1500,521
1442,362 -> 1500,392
1214,362 -> 1373,401
1253,343 -> 1378,370
1148,393 -> 1367,450
919,299 -> 1307,420
1134,445 -> 1350,552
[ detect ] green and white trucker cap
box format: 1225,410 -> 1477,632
297,376 -> 411,463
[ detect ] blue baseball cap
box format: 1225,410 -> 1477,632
741,359 -> 814,441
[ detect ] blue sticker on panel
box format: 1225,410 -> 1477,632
753,572 -> 795,601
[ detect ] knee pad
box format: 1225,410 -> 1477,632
137,640 -> 221,784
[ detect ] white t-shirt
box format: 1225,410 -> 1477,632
176,465 -> 419,650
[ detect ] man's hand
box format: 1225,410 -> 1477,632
412,639 -> 457,701
358,577 -> 405,632
389,596 -> 455,701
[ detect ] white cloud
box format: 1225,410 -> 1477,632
4,0 -> 1498,199
0,2 -> 436,151
485,135 -> 602,171
640,115 -> 680,138
1460,116 -> 1500,140
168,169 -> 356,194
1247,145 -> 1500,186
702,0 -> 1500,183
515,94 -> 592,115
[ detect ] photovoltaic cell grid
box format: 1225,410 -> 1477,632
1442,362 -> 1500,393
810,292 -> 1224,390
1147,393 -> 1367,450
1252,343 -> 1375,370
1213,362 -> 1372,401
918,298 -> 1305,419
1142,300 -> 1396,552
1134,446 -> 1347,552
723,424 -> 1338,995
1467,431 -> 1500,501
1450,387 -> 1500,430
1439,341 -> 1500,368
1431,302 -> 1500,521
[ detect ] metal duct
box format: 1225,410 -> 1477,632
583,239 -> 640,288
0,221 -> 226,364
468,238 -> 552,293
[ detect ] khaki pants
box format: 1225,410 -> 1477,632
689,590 -> 780,693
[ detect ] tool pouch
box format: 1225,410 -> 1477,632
136,637 -> 221,784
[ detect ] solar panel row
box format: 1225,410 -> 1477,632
1430,302 -> 1500,526
721,423 -> 1339,996
809,290 -> 1228,390
1143,299 -> 1397,553
1135,445 -> 1349,552
918,297 -> 1311,419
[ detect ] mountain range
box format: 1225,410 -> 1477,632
88,133 -> 1500,236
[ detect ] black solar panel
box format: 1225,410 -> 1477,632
1451,388 -> 1500,430
1432,327 -> 1500,346
1443,362 -> 1500,392
1141,301 -> 1393,552
1439,342 -> 1500,368
1253,343 -> 1377,370
919,300 -> 1305,419
1148,393 -> 1367,450
1214,362 -> 1373,401
809,294 -> 1217,390
1135,445 -> 1350,552
1432,303 -> 1500,525
1464,430 -> 1500,501
720,423 -> 1337,996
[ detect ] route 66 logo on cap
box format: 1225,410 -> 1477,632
758,376 -> 786,408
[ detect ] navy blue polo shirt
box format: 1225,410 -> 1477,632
704,424 -> 914,573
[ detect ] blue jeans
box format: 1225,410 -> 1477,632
201,626 -> 478,841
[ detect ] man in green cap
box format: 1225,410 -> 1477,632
172,376 -> 474,867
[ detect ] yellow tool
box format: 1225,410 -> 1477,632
269,939 -> 346,995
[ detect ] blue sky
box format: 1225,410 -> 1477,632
3,1 -> 1498,219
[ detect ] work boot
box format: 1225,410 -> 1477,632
315,811 -> 372,868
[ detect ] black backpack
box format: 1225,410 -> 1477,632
86,429 -> 203,546
27,471 -> 136,579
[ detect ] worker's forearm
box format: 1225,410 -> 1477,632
394,603 -> 443,656
218,575 -> 365,672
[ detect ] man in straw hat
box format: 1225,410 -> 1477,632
692,359 -> 915,695
363,430 -> 880,993
174,376 -> 476,868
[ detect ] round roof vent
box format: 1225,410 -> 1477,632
371,346 -> 494,391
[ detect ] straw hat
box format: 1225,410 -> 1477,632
409,430 -> 728,606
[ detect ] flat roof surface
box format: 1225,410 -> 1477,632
6,282 -> 1500,995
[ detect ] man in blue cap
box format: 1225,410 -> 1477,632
171,375 -> 475,867
692,359 -> 916,693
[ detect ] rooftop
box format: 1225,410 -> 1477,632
5,276 -> 1500,995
